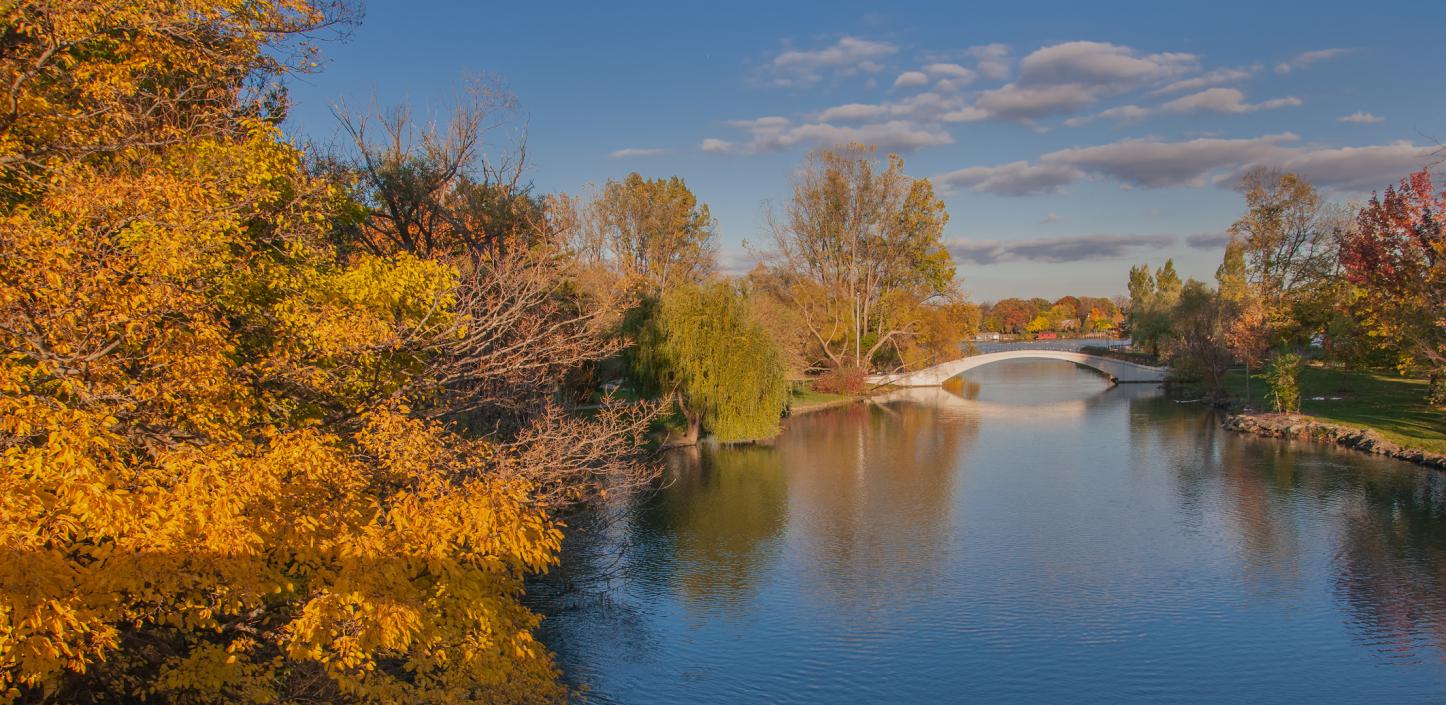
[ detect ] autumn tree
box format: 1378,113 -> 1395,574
0,2 -> 645,703
326,88 -> 654,483
1339,169 -> 1446,405
984,298 -> 1037,334
577,172 -> 717,293
742,264 -> 814,378
766,145 -> 955,372
0,0 -> 354,195
330,80 -> 548,260
889,295 -> 980,368
631,282 -> 789,443
1217,237 -> 1269,403
1228,169 -> 1341,347
1053,295 -> 1082,323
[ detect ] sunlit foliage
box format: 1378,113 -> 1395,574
1339,169 -> 1446,406
0,2 -> 576,702
632,283 -> 789,443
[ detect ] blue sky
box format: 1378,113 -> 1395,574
282,0 -> 1443,300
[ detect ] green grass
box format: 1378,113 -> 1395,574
788,384 -> 857,412
1221,365 -> 1446,454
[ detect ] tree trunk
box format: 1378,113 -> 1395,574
670,391 -> 702,447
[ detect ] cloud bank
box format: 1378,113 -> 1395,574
947,233 -> 1177,264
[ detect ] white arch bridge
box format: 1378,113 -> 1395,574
865,349 -> 1168,387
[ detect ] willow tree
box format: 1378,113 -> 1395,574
632,283 -> 789,444
767,145 -> 955,373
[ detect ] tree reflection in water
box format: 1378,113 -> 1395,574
534,360 -> 1446,703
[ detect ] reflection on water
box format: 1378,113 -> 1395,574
536,359 -> 1446,704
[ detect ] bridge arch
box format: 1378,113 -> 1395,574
865,349 -> 1167,387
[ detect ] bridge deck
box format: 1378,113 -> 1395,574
865,349 -> 1167,387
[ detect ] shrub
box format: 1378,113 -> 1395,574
812,366 -> 867,395
1264,352 -> 1303,413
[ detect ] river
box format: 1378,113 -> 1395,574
533,359 -> 1446,704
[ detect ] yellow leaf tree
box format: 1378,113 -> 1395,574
0,2 -> 576,703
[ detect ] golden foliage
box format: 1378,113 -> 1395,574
0,122 -> 566,703
0,3 -> 573,701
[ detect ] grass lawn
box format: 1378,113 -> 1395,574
1221,365 -> 1446,454
788,384 -> 857,413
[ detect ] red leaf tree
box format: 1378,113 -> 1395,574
1339,169 -> 1446,405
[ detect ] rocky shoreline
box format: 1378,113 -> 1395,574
1222,412 -> 1446,470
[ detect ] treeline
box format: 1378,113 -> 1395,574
979,296 -> 1124,335
0,3 -> 979,703
567,148 -> 979,444
1124,169 -> 1444,409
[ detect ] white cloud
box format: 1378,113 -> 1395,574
947,233 -> 1177,264
923,62 -> 977,83
727,116 -> 791,130
782,120 -> 953,152
968,41 -> 1199,123
717,248 -> 763,276
934,161 -> 1085,196
974,83 -> 1100,121
1275,48 -> 1351,74
1017,41 -> 1196,88
608,147 -> 669,158
700,138 -> 733,153
765,36 -> 897,86
934,134 -> 1433,195
1064,104 -> 1151,127
893,71 -> 929,88
967,43 -> 1012,80
816,103 -> 889,122
1218,141 -> 1434,192
1041,133 -> 1300,187
815,92 -> 988,125
1160,88 -> 1302,114
1151,66 -> 1258,95
705,116 -> 953,154
1338,111 -> 1384,124
1040,213 -> 1060,224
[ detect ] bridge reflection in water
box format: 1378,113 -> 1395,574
535,357 -> 1446,705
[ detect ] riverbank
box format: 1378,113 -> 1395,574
1223,412 -> 1446,469
1210,365 -> 1446,469
1218,366 -> 1446,454
787,386 -> 865,416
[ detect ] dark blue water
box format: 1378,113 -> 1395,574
536,360 -> 1446,704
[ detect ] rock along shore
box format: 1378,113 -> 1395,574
1223,412 -> 1446,470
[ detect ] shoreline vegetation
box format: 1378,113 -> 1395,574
1176,365 -> 1446,468
1222,412 -> 1446,470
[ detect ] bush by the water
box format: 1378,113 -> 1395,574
812,367 -> 867,395
1265,352 -> 1303,413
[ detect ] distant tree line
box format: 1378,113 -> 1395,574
978,296 -> 1124,336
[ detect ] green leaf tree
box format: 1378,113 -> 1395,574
633,283 -> 789,443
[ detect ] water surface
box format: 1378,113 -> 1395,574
536,360 -> 1446,704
